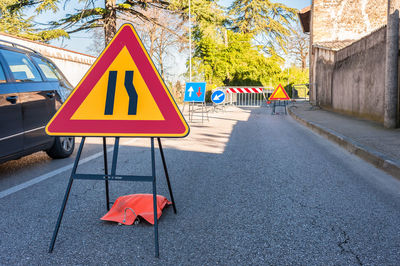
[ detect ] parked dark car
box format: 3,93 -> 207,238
0,40 -> 75,164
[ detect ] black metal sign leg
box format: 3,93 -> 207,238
49,137 -> 86,253
189,102 -> 191,122
285,101 -> 288,115
103,137 -> 110,211
202,103 -> 204,124
111,137 -> 120,176
151,138 -> 159,258
190,102 -> 193,122
157,138 -> 177,214
272,101 -> 276,114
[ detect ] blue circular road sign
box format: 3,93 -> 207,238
211,90 -> 226,104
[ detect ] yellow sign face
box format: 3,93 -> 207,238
269,84 -> 290,101
46,24 -> 189,137
71,47 -> 164,121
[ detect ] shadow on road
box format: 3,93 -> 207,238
1,107 -> 399,265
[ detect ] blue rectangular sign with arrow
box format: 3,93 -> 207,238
184,82 -> 206,102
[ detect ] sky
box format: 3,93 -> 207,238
36,0 -> 310,54
31,0 -> 311,81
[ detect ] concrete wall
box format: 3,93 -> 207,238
314,26 -> 387,123
309,0 -> 390,107
0,32 -> 96,86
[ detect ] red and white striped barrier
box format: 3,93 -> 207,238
226,87 -> 264,93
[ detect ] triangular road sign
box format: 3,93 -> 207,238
46,24 -> 189,137
269,84 -> 290,101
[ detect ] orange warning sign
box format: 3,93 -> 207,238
269,84 -> 290,101
46,24 -> 189,137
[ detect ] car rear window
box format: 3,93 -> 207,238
32,56 -> 61,82
1,49 -> 42,82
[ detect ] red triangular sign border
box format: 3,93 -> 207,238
46,24 -> 189,137
269,84 -> 290,101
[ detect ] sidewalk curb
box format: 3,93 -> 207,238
288,106 -> 400,179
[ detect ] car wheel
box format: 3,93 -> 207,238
46,137 -> 75,159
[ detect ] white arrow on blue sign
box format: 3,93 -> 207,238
184,82 -> 207,102
211,90 -> 226,104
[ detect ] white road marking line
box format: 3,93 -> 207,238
0,139 -> 136,199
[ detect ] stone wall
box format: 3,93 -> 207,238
312,0 -> 387,44
0,32 -> 96,86
313,26 -> 387,123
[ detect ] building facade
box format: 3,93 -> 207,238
299,0 -> 400,128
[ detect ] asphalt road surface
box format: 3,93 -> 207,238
1,106 -> 399,265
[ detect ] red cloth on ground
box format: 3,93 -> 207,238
101,194 -> 171,225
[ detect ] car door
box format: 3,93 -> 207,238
0,48 -> 54,151
31,56 -> 73,103
0,61 -> 23,159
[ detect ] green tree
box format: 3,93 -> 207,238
0,0 -> 67,42
228,0 -> 296,54
6,0 -> 185,45
278,66 -> 309,97
182,0 -> 288,88
193,30 -> 282,87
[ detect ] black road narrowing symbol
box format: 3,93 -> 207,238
104,70 -> 138,115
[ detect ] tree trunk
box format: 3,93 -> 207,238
301,52 -> 306,70
104,0 -> 117,47
149,27 -> 156,58
158,30 -> 166,80
159,53 -> 164,80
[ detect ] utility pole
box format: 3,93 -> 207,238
384,0 -> 399,128
189,0 -> 192,82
